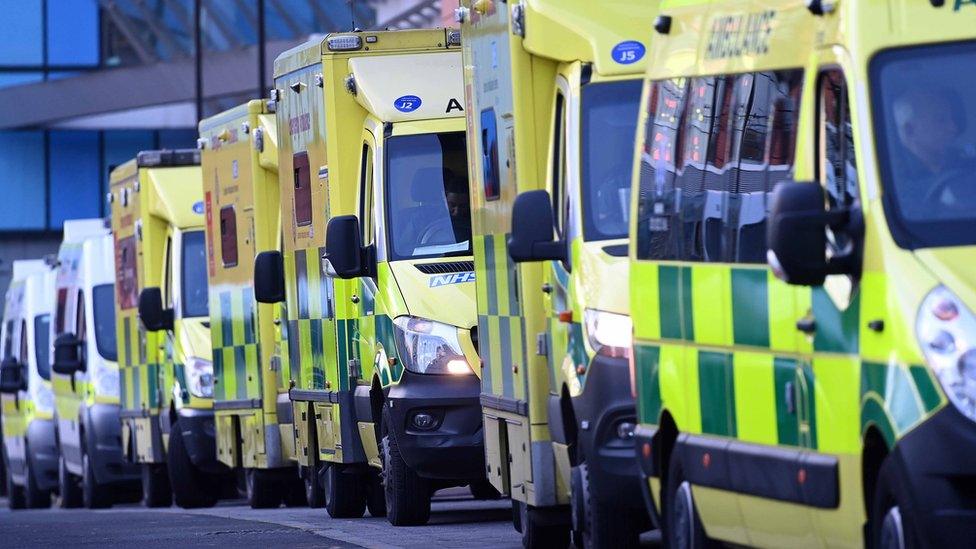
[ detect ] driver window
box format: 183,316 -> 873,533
551,92 -> 568,238
818,69 -> 860,257
76,290 -> 87,344
164,235 -> 173,308
19,320 -> 28,364
1,320 -> 13,359
359,141 -> 374,246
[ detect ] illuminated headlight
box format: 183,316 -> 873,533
186,357 -> 214,398
327,34 -> 362,51
93,365 -> 120,399
584,309 -> 633,359
916,286 -> 976,421
35,385 -> 54,413
393,316 -> 473,375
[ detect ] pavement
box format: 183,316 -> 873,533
0,488 -> 662,548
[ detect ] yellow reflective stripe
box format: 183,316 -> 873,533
631,262 -> 661,340
731,350 -> 777,445
509,315 -> 525,402
690,265 -> 732,347
858,271 -> 889,362
474,236 -> 489,312
812,355 -> 860,454
660,343 -> 701,433
487,316 -> 504,395
767,273 -> 799,353
494,235 -> 512,317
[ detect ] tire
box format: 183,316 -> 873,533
515,500 -> 571,549
664,450 -> 717,549
58,453 -> 83,508
141,463 -> 172,507
324,463 -> 366,519
572,462 -> 641,549
382,431 -> 431,526
470,480 -> 502,500
167,420 -> 218,509
304,464 -> 325,508
23,448 -> 52,509
82,437 -> 113,509
872,457 -> 914,549
282,471 -> 308,508
366,470 -> 387,518
246,468 -> 282,509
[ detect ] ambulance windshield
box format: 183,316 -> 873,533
872,41 -> 976,248
385,131 -> 472,260
581,79 -> 643,241
181,231 -> 209,318
93,284 -> 117,361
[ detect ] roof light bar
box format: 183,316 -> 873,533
327,34 -> 363,52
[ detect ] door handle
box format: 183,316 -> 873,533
541,283 -> 553,294
795,317 -> 816,334
351,294 -> 360,304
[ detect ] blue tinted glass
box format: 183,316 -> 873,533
47,0 -> 99,66
0,72 -> 43,89
0,1 -> 43,66
49,131 -> 101,229
0,131 -> 46,230
158,129 -> 197,150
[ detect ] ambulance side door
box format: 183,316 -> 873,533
356,131 -> 378,381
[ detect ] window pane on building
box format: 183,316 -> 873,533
49,131 -> 101,229
47,0 -> 99,66
0,72 -> 43,89
0,1 -> 43,66
0,131 -> 46,230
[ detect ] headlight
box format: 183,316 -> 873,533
916,286 -> 976,421
91,362 -> 120,399
584,309 -> 633,359
393,316 -> 473,375
185,356 -> 214,398
34,384 -> 54,413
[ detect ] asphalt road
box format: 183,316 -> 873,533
0,489 -> 662,548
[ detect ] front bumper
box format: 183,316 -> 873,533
386,370 -> 485,481
890,404 -> 976,547
86,404 -> 140,485
553,353 -> 644,511
27,419 -> 59,491
176,408 -> 225,475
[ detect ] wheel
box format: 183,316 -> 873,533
5,449 -> 25,510
872,456 -> 914,549
141,463 -> 172,507
664,450 -> 717,549
382,431 -> 431,526
324,463 -> 366,518
23,449 -> 52,509
58,453 -> 83,508
470,480 -> 502,500
366,470 -> 386,517
572,462 -> 641,549
516,500 -> 571,548
167,420 -> 218,509
82,437 -> 113,509
246,468 -> 282,509
512,500 -> 523,533
282,470 -> 308,508
304,465 -> 325,508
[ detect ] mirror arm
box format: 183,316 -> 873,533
534,240 -> 567,262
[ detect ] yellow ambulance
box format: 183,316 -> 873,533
52,219 -> 140,508
199,100 -> 306,508
257,28 -> 484,525
110,150 -> 228,508
1,260 -> 56,509
459,0 -> 656,545
629,1 -> 976,548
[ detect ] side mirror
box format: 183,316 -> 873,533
138,287 -> 174,331
254,251 -> 285,304
325,215 -> 374,279
52,333 -> 84,375
767,182 -> 858,286
508,190 -> 566,263
0,357 -> 26,394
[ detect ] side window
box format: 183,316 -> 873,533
19,320 -> 28,364
819,69 -> 860,257
219,206 -> 239,267
164,235 -> 173,307
551,92 -> 568,237
116,236 -> 139,310
636,70 -> 803,264
55,287 -> 69,334
1,320 -> 13,359
480,108 -> 500,201
76,291 -> 86,344
293,151 -> 312,226
359,142 -> 374,245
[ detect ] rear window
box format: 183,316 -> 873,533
93,284 -> 118,361
35,314 -> 50,380
116,235 -> 139,310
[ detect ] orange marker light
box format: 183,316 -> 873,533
558,310 -> 573,323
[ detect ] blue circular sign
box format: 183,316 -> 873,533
192,201 -> 205,215
394,95 -> 422,113
611,41 -> 645,65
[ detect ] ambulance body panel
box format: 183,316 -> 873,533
1,260 -> 57,507
270,28 -> 482,523
629,1 -> 976,547
461,0 -> 655,542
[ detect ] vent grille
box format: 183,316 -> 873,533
415,261 -> 474,275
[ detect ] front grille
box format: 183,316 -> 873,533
415,261 -> 475,274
